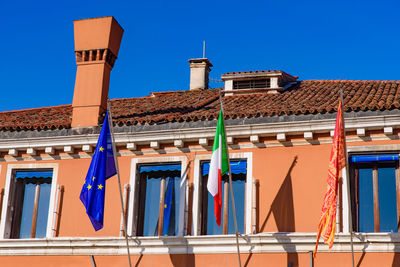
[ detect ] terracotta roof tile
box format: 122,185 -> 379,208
0,105 -> 72,131
1,80 -> 400,131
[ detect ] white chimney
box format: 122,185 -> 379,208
188,58 -> 212,90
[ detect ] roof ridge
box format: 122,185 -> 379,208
110,88 -> 220,101
0,104 -> 72,114
224,70 -> 280,75
150,88 -> 219,96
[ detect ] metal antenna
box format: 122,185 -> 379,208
210,71 -> 223,89
203,40 -> 206,58
210,78 -> 222,89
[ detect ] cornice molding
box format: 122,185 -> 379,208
0,233 -> 400,256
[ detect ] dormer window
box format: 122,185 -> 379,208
221,70 -> 298,95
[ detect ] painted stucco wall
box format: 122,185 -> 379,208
0,136 -> 399,266
1,137 -> 400,236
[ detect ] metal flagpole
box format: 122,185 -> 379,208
107,100 -> 133,267
218,88 -> 242,267
339,84 -> 355,267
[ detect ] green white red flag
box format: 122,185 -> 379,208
207,110 -> 229,226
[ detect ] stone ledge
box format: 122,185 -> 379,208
0,233 -> 399,256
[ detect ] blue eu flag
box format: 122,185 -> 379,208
162,178 -> 175,236
80,111 -> 117,231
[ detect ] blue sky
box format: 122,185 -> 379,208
1,0 -> 400,112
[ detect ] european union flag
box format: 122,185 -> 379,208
80,111 -> 117,231
162,178 -> 175,236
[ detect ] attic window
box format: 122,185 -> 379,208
233,79 -> 270,90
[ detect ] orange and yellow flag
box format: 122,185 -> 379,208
314,100 -> 346,258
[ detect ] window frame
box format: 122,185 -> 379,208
127,156 -> 188,237
192,152 -> 253,236
0,163 -> 59,239
349,157 -> 400,233
199,159 -> 247,235
342,145 -> 400,234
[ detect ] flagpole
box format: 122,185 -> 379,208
218,88 -> 242,267
339,84 -> 355,267
107,100 -> 133,267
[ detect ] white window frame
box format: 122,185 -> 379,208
0,163 -> 59,239
192,152 -> 253,235
127,156 -> 188,237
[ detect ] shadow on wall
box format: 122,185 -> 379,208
162,237 -> 195,267
258,156 -> 299,267
169,251 -> 195,267
392,247 -> 400,266
132,243 -> 195,267
134,254 -> 143,267
270,156 -> 297,232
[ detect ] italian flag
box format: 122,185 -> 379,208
207,110 -> 229,226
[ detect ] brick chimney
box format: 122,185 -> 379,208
188,58 -> 212,90
71,16 -> 124,127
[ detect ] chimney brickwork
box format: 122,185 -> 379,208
188,58 -> 212,90
71,16 -> 123,128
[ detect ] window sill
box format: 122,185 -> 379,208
0,232 -> 399,256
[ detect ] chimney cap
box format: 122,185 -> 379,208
73,16 -> 124,57
188,58 -> 213,67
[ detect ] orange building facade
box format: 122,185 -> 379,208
0,16 -> 400,267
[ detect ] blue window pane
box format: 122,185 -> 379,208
142,164 -> 181,237
206,179 -> 246,235
228,180 -> 245,234
143,177 -> 161,236
206,182 -> 223,235
35,183 -> 51,238
203,160 -> 247,235
172,177 -> 180,235
19,183 -> 36,238
378,167 -> 398,232
358,168 -> 374,232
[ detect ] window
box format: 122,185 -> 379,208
5,170 -> 53,238
128,157 -> 188,237
136,163 -> 182,236
233,79 -> 271,90
199,160 -> 247,235
0,164 -> 58,239
350,154 -> 399,233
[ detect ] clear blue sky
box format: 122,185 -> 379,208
2,0 -> 400,112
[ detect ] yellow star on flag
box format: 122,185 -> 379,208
98,184 -> 104,190
87,184 -> 92,190
92,176 -> 96,181
99,146 -> 104,152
